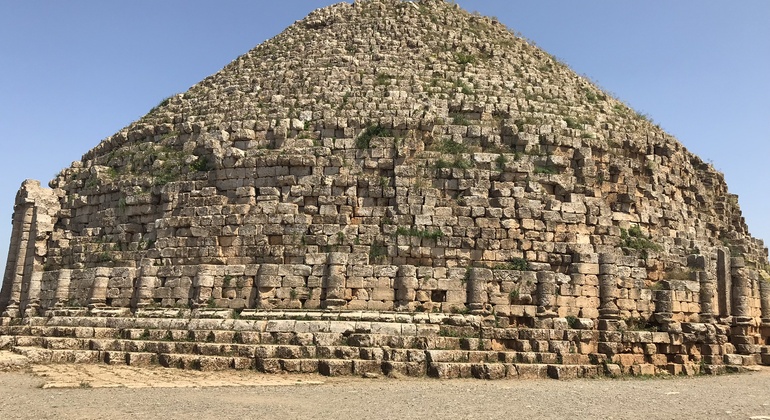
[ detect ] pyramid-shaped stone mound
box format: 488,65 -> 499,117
2,0 -> 769,373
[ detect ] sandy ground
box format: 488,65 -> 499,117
2,351 -> 770,420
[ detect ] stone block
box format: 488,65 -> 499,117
547,364 -> 581,380
514,363 -> 548,379
471,363 -> 506,380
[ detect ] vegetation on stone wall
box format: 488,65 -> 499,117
621,225 -> 662,259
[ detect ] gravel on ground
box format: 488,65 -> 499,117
1,352 -> 769,420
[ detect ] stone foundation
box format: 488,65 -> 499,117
1,0 -> 769,376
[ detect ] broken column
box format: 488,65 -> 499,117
322,252 -> 347,309
716,248 -> 732,318
54,269 -> 72,307
256,264 -> 280,309
536,271 -> 557,318
88,267 -> 111,308
693,255 -> 716,323
731,257 -> 752,324
759,272 -> 770,346
598,253 -> 620,325
760,278 -> 770,326
395,264 -> 417,311
193,265 -> 217,308
0,180 -> 60,318
467,267 -> 491,313
699,270 -> 717,324
132,262 -> 159,309
653,289 -> 674,329
730,257 -> 759,355
21,271 -> 43,317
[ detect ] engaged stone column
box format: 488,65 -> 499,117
193,265 -> 217,308
598,253 -> 619,320
1,180 -> 61,317
22,271 -> 43,316
694,255 -> 716,323
132,263 -> 159,309
467,268 -> 491,313
395,265 -> 417,311
0,205 -> 34,317
699,270 -> 717,323
653,289 -> 674,330
88,267 -> 111,308
322,253 -> 347,309
54,269 -> 72,307
255,264 -> 280,309
716,248 -> 732,318
536,271 -> 557,318
760,279 -> 770,326
731,257 -> 752,324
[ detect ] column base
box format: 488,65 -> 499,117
598,319 -> 623,331
2,305 -> 20,318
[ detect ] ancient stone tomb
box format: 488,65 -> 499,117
1,0 -> 769,377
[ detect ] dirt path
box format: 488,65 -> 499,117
2,352 -> 770,420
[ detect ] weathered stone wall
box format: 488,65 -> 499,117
2,0 -> 769,363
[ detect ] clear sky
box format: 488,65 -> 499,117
0,0 -> 768,276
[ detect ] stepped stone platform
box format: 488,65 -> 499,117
1,0 -> 769,379
0,309 -> 763,379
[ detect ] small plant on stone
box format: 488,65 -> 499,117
454,79 -> 474,95
620,225 -> 662,259
495,154 -> 507,170
509,289 -> 520,302
624,317 -> 656,332
223,275 -> 233,288
149,95 -> 174,114
649,281 -> 664,291
394,226 -> 444,240
374,72 -> 393,86
534,165 -> 557,175
565,315 -> 579,329
455,52 -> 476,65
564,117 -> 581,129
450,113 -> 471,126
462,267 -> 472,285
436,139 -> 469,155
356,124 -> 392,149
495,257 -> 528,271
189,155 -> 211,172
369,241 -> 388,261
97,251 -> 114,264
665,268 -> 693,281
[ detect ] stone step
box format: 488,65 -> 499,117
427,362 -> 607,380
11,346 -> 101,364
3,333 -> 608,367
157,353 -> 253,371
1,316 -> 446,336
9,341 -> 718,380
1,311 -> 486,328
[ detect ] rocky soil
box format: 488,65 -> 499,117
2,353 -> 770,420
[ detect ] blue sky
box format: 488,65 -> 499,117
0,0 -> 768,275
